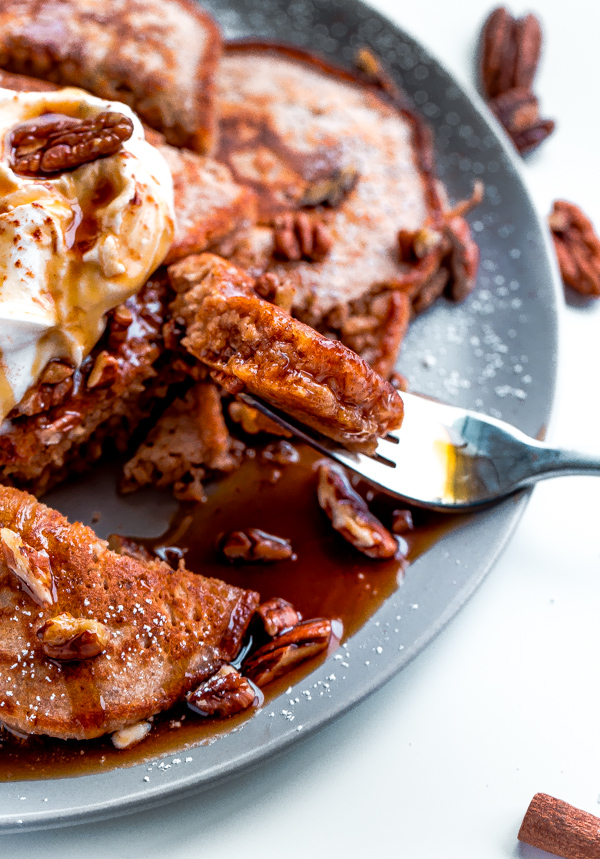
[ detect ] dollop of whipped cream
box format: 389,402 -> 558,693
0,86 -> 175,420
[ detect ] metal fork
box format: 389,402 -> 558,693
239,391 -> 600,512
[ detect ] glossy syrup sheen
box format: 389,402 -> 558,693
0,445 -> 467,781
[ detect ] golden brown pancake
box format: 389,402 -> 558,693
216,43 -> 443,327
0,484 -> 258,740
0,0 -> 222,152
168,253 -> 404,452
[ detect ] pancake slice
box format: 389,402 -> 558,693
168,253 -> 404,452
216,44 -> 442,326
0,484 -> 258,741
0,0 -> 222,152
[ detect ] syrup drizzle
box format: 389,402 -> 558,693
0,444 -> 467,781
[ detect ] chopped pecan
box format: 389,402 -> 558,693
412,268 -> 449,315
11,111 -> 134,175
480,7 -> 542,98
39,360 -> 74,386
260,440 -> 300,466
111,721 -> 152,750
244,618 -> 332,686
257,597 -> 301,637
107,534 -> 154,562
317,462 -> 398,560
401,181 -> 483,309
0,527 -> 54,606
445,216 -> 480,302
228,400 -> 292,438
86,350 -> 120,389
219,528 -> 294,563
255,272 -> 296,313
549,200 -> 600,296
355,46 -> 405,108
187,665 -> 259,718
391,509 -> 414,535
273,212 -> 333,262
37,612 -> 109,661
298,164 -> 359,208
488,87 -> 554,155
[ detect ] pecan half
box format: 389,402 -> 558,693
0,527 -> 54,606
549,200 -> 600,296
37,612 -> 110,661
488,88 -> 554,155
11,111 -> 134,176
273,212 -> 333,262
187,665 -> 259,718
479,8 -> 553,155
244,618 -> 332,686
317,462 -> 398,559
257,597 -> 301,637
219,528 -> 294,563
480,7 -> 542,98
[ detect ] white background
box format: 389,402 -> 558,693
4,0 -> 600,856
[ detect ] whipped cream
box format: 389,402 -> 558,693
0,87 -> 175,420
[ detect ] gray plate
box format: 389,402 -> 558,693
0,0 -> 560,832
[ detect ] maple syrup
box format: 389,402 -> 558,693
0,444 -> 466,781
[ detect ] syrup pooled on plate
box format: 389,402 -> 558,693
0,443 -> 466,781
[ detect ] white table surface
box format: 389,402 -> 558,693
4,1 -> 600,856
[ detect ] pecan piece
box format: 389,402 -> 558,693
11,111 -> 134,176
0,527 -> 54,606
257,597 -> 301,637
244,618 -> 332,686
355,46 -> 404,105
187,665 -> 259,718
549,200 -> 600,296
112,721 -> 152,750
37,612 -> 110,661
445,216 -> 480,302
255,272 -> 296,313
273,212 -> 333,262
39,360 -> 74,386
228,400 -> 292,438
86,350 -> 120,389
260,440 -> 300,466
317,462 -> 398,560
219,528 -> 294,563
391,509 -> 414,535
298,164 -> 359,208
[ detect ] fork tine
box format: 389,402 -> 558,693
237,392 -> 397,479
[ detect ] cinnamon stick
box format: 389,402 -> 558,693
518,793 -> 600,859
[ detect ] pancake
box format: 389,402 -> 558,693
0,0 -> 222,152
216,43 -> 444,328
0,484 -> 258,741
168,253 -> 404,452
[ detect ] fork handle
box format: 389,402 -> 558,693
516,443 -> 600,486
